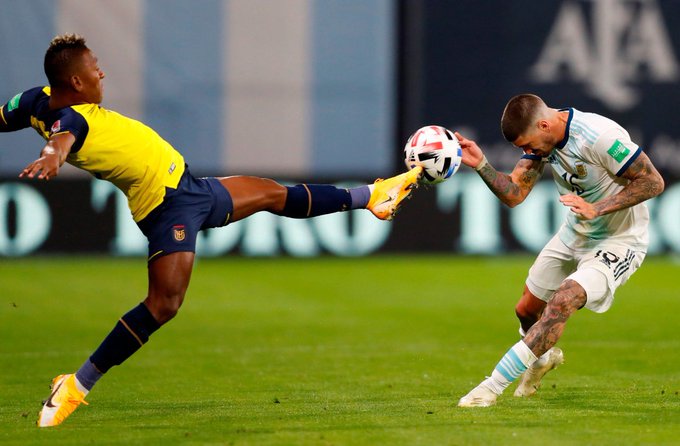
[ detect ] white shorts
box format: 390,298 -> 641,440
525,234 -> 645,313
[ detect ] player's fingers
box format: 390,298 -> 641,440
24,163 -> 43,179
39,166 -> 58,181
19,162 -> 36,177
20,167 -> 34,178
559,195 -> 579,205
569,206 -> 584,215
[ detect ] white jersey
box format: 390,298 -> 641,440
533,108 -> 649,251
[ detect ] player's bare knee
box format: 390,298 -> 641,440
264,178 -> 287,209
515,301 -> 538,323
145,292 -> 185,324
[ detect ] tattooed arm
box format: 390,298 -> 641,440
560,151 -> 664,220
455,131 -> 544,208
478,158 -> 545,208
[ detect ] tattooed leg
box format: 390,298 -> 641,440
523,279 -> 587,357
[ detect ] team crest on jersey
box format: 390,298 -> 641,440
173,225 -> 186,242
50,120 -> 61,134
575,161 -> 587,177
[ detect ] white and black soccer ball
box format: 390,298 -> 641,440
404,125 -> 462,184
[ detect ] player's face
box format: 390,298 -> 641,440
513,129 -> 554,158
75,49 -> 105,104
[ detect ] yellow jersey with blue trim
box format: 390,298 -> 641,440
0,86 -> 185,221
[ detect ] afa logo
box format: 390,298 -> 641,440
531,0 -> 680,111
172,225 -> 186,242
575,161 -> 588,177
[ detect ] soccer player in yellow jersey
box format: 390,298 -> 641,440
0,33 -> 422,427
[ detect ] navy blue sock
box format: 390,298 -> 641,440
89,303 -> 161,374
349,185 -> 371,209
283,184 -> 360,218
75,360 -> 102,391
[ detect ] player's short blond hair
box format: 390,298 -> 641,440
44,33 -> 89,87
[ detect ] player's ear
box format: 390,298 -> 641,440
537,119 -> 550,133
71,75 -> 84,92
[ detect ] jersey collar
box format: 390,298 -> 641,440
555,108 -> 573,150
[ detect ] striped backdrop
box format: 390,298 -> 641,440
0,0 -> 395,178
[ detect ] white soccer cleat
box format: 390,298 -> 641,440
457,382 -> 499,408
514,347 -> 564,397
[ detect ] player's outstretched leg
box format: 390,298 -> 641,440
367,166 -> 423,220
37,374 -> 89,427
221,166 -> 423,222
514,347 -> 564,397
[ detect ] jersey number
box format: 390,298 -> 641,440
561,172 -> 585,195
595,250 -> 619,267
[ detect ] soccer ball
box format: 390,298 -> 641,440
403,125 -> 463,184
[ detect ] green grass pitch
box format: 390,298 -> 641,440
1,255 -> 679,445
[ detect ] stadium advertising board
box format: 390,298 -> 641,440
1,174 -> 678,257
2,0 -> 679,257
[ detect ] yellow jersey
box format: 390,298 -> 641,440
0,86 -> 185,221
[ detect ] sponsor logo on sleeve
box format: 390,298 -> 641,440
7,93 -> 22,112
50,120 -> 62,134
607,140 -> 630,163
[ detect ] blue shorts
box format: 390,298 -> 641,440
136,167 -> 233,262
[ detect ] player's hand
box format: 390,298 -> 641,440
20,152 -> 61,180
454,131 -> 485,169
19,133 -> 74,181
560,194 -> 598,219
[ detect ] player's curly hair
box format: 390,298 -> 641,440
44,33 -> 89,87
500,94 -> 547,143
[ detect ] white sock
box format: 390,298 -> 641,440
367,184 -> 375,195
485,340 -> 537,394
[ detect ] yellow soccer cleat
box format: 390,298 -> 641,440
367,166 -> 423,220
37,374 -> 88,427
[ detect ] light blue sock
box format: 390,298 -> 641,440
484,340 -> 537,394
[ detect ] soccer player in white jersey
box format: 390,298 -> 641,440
455,94 -> 664,407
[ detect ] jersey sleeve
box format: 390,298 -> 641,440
0,90 -> 34,132
589,128 -> 642,177
49,107 -> 89,153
